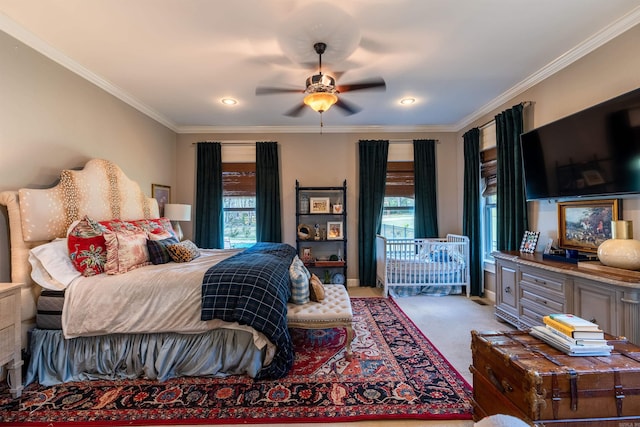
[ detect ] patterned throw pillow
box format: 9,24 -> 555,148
147,236 -> 180,265
166,240 -> 200,263
289,256 -> 310,304
67,216 -> 108,276
309,273 -> 326,302
104,230 -> 151,274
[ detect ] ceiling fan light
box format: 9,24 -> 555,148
304,92 -> 338,113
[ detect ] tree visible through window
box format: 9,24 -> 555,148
223,163 -> 256,248
381,161 -> 415,239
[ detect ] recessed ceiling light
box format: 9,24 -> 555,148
400,98 -> 416,105
221,98 -> 238,105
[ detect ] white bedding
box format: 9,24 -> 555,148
61,248 -> 273,357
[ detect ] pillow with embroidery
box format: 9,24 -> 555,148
104,230 -> 151,274
67,216 -> 108,276
166,240 -> 200,263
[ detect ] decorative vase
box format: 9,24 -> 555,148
597,220 -> 640,270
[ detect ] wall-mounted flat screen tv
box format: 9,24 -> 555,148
520,87 -> 640,200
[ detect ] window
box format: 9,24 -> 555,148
222,163 -> 256,249
381,161 -> 415,239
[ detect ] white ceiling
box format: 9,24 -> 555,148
1,0 -> 639,133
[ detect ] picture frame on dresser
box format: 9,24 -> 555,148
519,231 -> 540,254
557,199 -> 619,253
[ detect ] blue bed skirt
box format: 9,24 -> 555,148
26,328 -> 266,386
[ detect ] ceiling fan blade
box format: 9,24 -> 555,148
334,98 -> 361,116
337,77 -> 386,93
255,86 -> 303,96
284,103 -> 308,117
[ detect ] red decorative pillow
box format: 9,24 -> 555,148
131,217 -> 176,238
67,216 -> 108,276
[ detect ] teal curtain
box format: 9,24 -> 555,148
256,141 -> 282,242
496,104 -> 528,250
413,139 -> 438,238
463,128 -> 482,296
195,142 -> 224,249
358,140 -> 389,287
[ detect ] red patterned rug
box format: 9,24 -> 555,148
0,297 -> 473,425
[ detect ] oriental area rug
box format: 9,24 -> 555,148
0,297 -> 473,425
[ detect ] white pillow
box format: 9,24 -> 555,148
29,238 -> 81,290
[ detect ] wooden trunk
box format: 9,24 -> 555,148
471,330 -> 640,426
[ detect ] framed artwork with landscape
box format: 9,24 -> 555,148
557,199 -> 619,253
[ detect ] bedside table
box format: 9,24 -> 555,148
0,283 -> 23,398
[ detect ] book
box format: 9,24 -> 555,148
530,326 -> 612,356
546,314 -> 601,331
543,325 -> 608,346
543,315 -> 605,339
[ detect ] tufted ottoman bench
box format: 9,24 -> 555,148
287,284 -> 354,359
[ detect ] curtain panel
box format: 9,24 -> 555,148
195,142 -> 224,249
496,104 -> 528,251
256,141 -> 282,242
413,139 -> 438,238
462,128 -> 482,296
358,140 -> 389,287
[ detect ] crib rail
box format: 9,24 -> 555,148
376,234 -> 470,298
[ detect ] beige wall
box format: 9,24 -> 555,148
461,24 -> 640,297
176,131 -> 461,283
1,22 -> 639,287
0,30 -> 177,282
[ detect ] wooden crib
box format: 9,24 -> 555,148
376,234 -> 470,298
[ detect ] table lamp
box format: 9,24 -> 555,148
163,203 -> 191,241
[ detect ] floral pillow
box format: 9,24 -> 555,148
104,230 -> 151,274
67,216 -> 108,276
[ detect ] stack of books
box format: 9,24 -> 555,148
529,313 -> 613,356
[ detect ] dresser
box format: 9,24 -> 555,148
493,252 -> 640,345
0,283 -> 23,398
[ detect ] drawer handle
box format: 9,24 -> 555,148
505,286 -> 511,294
535,297 -> 547,305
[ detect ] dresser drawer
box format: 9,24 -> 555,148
520,268 -> 566,294
0,292 -> 17,330
0,324 -> 16,365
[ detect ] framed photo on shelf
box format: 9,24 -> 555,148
310,197 -> 331,213
519,231 -> 540,254
152,184 -> 171,216
327,221 -> 343,240
557,199 -> 619,253
301,247 -> 313,262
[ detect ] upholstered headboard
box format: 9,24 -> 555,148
0,158 -> 160,346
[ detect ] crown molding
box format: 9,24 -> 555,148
0,12 -> 179,132
176,124 -> 458,134
454,5 -> 640,132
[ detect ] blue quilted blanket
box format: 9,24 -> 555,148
201,242 -> 296,379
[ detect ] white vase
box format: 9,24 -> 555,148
597,220 -> 640,270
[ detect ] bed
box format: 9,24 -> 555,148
376,234 -> 470,298
0,158 -> 297,386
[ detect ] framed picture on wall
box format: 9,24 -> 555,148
152,184 -> 171,216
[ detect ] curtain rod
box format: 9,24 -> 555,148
192,140 -> 258,146
477,101 -> 532,130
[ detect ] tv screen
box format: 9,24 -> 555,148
521,87 -> 640,200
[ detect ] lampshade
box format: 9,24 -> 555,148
304,92 -> 338,113
163,204 -> 191,221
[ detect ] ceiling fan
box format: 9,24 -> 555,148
255,42 -> 386,117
